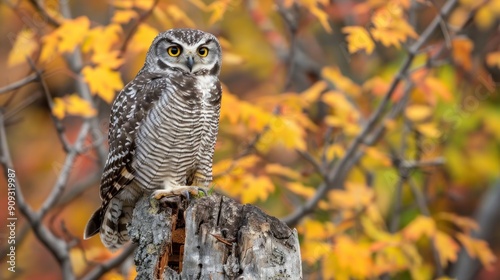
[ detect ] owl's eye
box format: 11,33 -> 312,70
167,46 -> 181,57
197,47 -> 209,57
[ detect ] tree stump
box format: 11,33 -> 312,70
129,193 -> 302,280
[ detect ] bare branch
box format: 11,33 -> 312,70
28,0 -> 61,27
0,73 -> 38,95
0,112 -> 76,280
80,245 -> 136,280
282,0 -> 461,226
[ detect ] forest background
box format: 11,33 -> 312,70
0,0 -> 500,279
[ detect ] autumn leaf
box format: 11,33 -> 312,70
434,231 -> 459,267
286,182 -> 315,198
329,182 -> 374,210
82,65 -> 124,103
165,5 -> 196,27
240,174 -> 275,203
333,235 -> 374,278
416,123 -> 441,138
208,0 -> 231,24
405,104 -> 433,122
456,233 -> 497,270
52,94 -> 97,119
402,215 -> 436,241
8,29 -> 38,67
58,16 -> 91,53
112,9 -> 138,24
452,37 -> 473,71
128,23 -> 159,52
298,0 -> 332,33
370,5 -> 418,48
342,26 -> 375,54
486,51 -> 500,68
437,212 -> 479,233
265,163 -> 301,180
322,67 -> 362,97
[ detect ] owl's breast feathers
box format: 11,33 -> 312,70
86,72 -> 221,238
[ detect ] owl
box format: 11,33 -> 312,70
84,29 -> 222,250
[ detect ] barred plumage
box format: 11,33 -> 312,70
84,29 -> 222,250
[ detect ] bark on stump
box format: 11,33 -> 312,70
129,193 -> 302,279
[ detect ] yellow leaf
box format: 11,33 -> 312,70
58,16 -> 91,53
403,215 -> 436,241
83,24 -> 122,56
416,123 -> 441,138
302,240 -> 331,263
452,37 -> 473,71
286,182 -> 315,198
299,219 -> 336,240
112,9 -> 138,24
240,175 -> 274,203
208,0 -> 230,24
165,5 -> 196,27
301,81 -> 327,103
322,67 -> 362,97
40,32 -> 59,63
329,182 -> 374,210
342,26 -> 375,54
128,23 -> 159,52
370,5 -> 418,48
265,163 -> 301,180
434,231 -> 459,267
405,104 -> 432,122
91,50 -> 124,69
257,116 -> 306,152
364,147 -> 392,166
456,233 -> 497,270
474,6 -> 495,30
333,235 -> 374,278
486,51 -> 500,68
425,76 -> 453,102
134,0 -> 155,10
52,94 -> 97,119
437,212 -> 479,232
8,29 -> 38,67
222,51 -> 245,65
82,66 -> 123,103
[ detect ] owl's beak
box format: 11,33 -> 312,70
186,56 -> 195,72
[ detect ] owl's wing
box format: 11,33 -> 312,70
84,72 -> 167,238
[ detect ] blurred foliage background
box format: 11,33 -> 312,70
0,0 -> 500,279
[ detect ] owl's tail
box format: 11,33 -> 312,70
83,208 -> 102,239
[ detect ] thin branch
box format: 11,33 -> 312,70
27,58 -> 71,152
0,73 -> 38,94
0,111 -> 76,280
296,149 -> 327,179
80,245 -> 136,280
282,0 -> 461,226
28,0 -> 61,27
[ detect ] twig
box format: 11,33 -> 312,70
296,149 -> 327,179
0,73 -> 38,94
28,0 -> 61,27
26,58 -> 71,152
282,0 -> 461,226
0,111 -> 76,280
80,245 -> 136,280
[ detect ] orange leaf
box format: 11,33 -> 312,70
342,26 -> 375,54
452,37 -> 473,71
486,51 -> 500,68
456,233 -> 497,270
437,212 -> 479,232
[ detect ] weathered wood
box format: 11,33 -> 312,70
129,193 -> 302,280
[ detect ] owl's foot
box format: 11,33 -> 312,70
152,186 -> 208,201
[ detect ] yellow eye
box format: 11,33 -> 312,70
167,46 -> 181,57
197,47 -> 209,57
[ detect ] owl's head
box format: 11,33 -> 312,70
143,28 -> 222,76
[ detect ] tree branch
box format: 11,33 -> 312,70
0,73 -> 38,95
282,0 -> 460,226
80,245 -> 136,280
